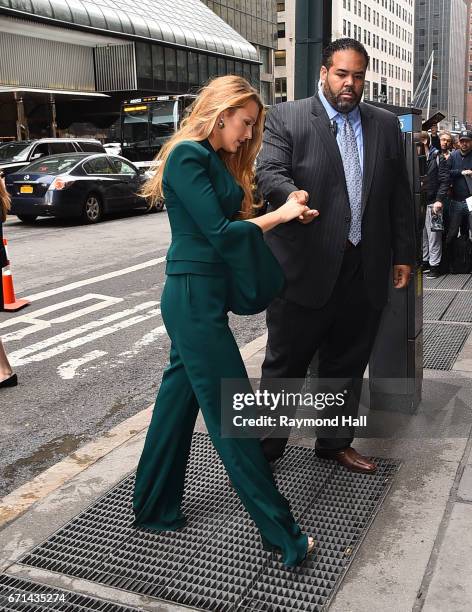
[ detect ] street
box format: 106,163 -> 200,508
0,210 -> 267,497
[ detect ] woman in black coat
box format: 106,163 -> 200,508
0,173 -> 17,388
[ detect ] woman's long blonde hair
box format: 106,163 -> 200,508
142,75 -> 265,218
0,176 -> 11,223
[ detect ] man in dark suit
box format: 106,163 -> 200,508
256,38 -> 415,473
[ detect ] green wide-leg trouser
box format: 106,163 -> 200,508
133,273 -> 308,567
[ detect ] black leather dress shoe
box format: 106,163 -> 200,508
0,374 -> 18,388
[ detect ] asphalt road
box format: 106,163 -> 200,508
0,210 -> 267,497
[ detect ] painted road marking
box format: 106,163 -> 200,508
59,325 -> 168,380
57,350 -> 109,380
24,257 -> 166,302
1,294 -> 123,342
9,302 -> 160,367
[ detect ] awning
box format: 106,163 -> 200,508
0,86 -> 109,97
0,0 -> 259,62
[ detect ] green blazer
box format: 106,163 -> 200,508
163,139 -> 285,315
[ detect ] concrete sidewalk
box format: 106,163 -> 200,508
1,332 -> 472,611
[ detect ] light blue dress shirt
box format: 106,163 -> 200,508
318,83 -> 364,174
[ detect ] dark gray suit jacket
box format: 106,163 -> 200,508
256,93 -> 416,310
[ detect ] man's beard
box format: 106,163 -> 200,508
322,79 -> 362,113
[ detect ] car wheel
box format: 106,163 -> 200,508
17,214 -> 38,224
82,193 -> 103,224
147,198 -> 165,213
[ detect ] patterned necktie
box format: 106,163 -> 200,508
338,114 -> 363,245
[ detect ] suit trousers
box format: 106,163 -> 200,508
260,245 -> 383,461
422,203 -> 443,267
446,200 -> 472,244
132,272 -> 308,566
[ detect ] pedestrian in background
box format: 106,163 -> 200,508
0,173 -> 17,388
430,123 -> 441,150
420,131 -> 449,278
439,131 -> 453,161
445,130 -> 472,273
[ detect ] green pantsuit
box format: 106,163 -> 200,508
133,139 -> 308,566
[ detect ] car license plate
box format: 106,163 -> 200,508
20,185 -> 33,194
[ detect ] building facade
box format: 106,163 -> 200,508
0,0 -> 260,139
200,0 -> 277,104
465,0 -> 472,127
414,0 -> 468,129
274,0 -> 296,103
333,0 -> 415,107
276,0 -> 414,106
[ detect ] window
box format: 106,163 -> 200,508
259,47 -> 270,73
188,51 -> 199,87
364,80 -> 371,100
277,22 -> 286,39
276,1 -> 285,11
177,50 -> 188,90
260,81 -> 272,105
152,45 -> 165,90
198,54 -> 208,83
49,142 -> 76,154
372,82 -> 379,100
275,77 -> 287,103
165,47 -> 177,89
78,142 -> 104,153
110,158 -> 137,176
275,50 -> 286,66
208,56 -> 218,78
30,143 -> 50,159
26,155 -> 84,174
83,157 -> 115,175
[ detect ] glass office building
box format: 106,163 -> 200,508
0,0 -> 260,137
414,0 -> 468,126
200,0 -> 277,103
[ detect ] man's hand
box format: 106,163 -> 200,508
461,169 -> 472,176
432,201 -> 443,214
287,190 -> 309,205
393,265 -> 412,289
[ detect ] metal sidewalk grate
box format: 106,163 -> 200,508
423,275 -> 444,289
423,323 -> 471,370
0,574 -> 139,611
19,433 -> 400,612
423,290 -> 457,320
442,291 -> 472,322
435,274 -> 471,290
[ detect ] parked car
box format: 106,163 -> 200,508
103,142 -> 122,156
0,138 -> 105,176
5,152 -> 159,224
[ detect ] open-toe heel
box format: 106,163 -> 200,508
305,536 -> 316,559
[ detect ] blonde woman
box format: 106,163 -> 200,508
133,76 -> 318,566
0,174 -> 17,388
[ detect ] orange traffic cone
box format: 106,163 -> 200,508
1,238 -> 29,312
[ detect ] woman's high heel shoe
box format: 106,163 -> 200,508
306,536 -> 316,557
0,373 -> 18,388
262,535 -> 316,565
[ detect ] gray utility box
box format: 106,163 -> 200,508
369,105 -> 426,413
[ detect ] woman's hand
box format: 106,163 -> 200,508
278,199 -> 319,224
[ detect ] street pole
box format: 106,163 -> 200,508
426,50 -> 434,119
294,0 -> 332,100
49,94 -> 57,138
